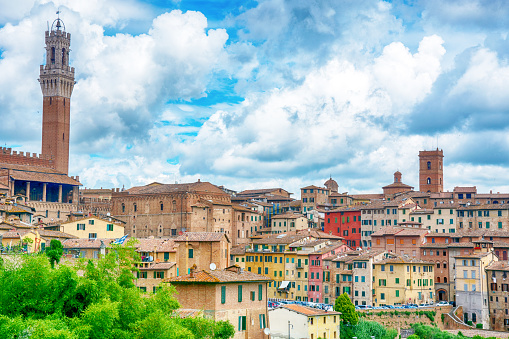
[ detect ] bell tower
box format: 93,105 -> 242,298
39,16 -> 75,174
419,149 -> 444,193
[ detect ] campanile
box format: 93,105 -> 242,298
39,17 -> 75,174
419,149 -> 444,193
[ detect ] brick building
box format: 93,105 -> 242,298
371,226 -> 429,258
165,266 -> 271,339
111,180 -> 233,237
174,232 -> 231,275
232,204 -> 263,246
419,149 -> 444,193
382,171 -> 414,197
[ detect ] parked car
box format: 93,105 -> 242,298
419,303 -> 434,308
355,305 -> 372,310
436,301 -> 449,306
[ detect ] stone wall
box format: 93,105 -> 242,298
359,306 -> 453,331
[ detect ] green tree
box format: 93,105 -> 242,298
46,239 -> 64,268
334,293 -> 359,325
213,321 -> 235,339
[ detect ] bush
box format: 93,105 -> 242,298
475,323 -> 483,329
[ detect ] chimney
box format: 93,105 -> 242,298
197,178 -> 201,182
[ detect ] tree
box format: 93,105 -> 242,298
46,239 -> 64,268
334,293 -> 359,325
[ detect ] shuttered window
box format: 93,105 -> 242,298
221,286 -> 226,304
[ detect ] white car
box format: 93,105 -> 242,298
436,301 -> 449,306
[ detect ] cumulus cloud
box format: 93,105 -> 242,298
179,36 -> 445,191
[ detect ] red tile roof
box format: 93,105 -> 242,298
164,268 -> 271,283
174,232 -> 229,243
279,304 -> 341,316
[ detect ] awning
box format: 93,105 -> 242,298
278,281 -> 290,290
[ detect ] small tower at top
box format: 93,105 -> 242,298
419,149 -> 444,193
39,13 -> 75,175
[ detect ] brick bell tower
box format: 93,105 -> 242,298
419,149 -> 444,193
39,16 -> 75,175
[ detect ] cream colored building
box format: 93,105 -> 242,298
60,216 -> 125,239
271,213 -> 307,234
269,304 -> 341,339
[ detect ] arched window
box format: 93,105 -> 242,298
444,277 -> 447,283
51,47 -> 55,64
427,161 -> 431,170
133,203 -> 137,212
440,178 -> 442,185
437,277 -> 440,283
427,177 -> 431,185
121,203 -> 125,213
172,200 -> 177,212
160,201 -> 164,211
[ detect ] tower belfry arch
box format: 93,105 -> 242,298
38,14 -> 75,174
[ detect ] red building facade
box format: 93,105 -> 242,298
324,208 -> 362,249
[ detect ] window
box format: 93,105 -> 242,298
88,233 -> 97,239
88,219 -> 94,225
188,249 -> 194,259
238,316 -> 246,331
106,224 -> 114,231
396,290 -> 399,297
238,285 -> 243,302
259,314 -> 266,329
77,224 -> 85,231
154,271 -> 164,279
250,291 -> 255,301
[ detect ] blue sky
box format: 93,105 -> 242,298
1,0 -> 509,197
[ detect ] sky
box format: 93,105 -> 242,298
1,0 -> 509,198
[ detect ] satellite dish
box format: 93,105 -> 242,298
264,328 -> 271,335
210,263 -> 216,271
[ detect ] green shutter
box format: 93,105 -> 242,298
137,271 -> 139,278
258,284 -> 262,300
238,316 -> 242,331
238,285 -> 242,302
160,272 -> 164,279
221,286 -> 226,304
153,272 -> 157,279
242,316 -> 246,330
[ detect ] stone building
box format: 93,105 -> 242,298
371,226 -> 429,258
485,261 -> 509,331
164,265 -> 271,339
270,212 -> 308,234
454,247 -> 498,328
111,180 -> 233,237
59,216 -> 125,239
174,232 -> 231,275
232,204 -> 263,246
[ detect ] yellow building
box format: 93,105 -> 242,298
269,304 -> 341,339
373,254 -> 435,306
60,216 -> 125,239
2,229 -> 76,253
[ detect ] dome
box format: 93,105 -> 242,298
324,177 -> 339,193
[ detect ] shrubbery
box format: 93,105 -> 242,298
0,241 -> 235,338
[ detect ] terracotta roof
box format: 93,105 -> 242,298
454,252 -> 494,258
420,243 -> 449,248
346,249 -> 387,261
371,226 -> 428,237
278,304 -> 341,317
164,268 -> 271,283
1,230 -> 30,238
493,241 -> 509,248
139,262 -> 176,270
230,246 -> 246,255
301,185 -> 324,190
350,194 -> 384,200
458,204 -> 509,210
61,215 -> 125,226
252,233 -> 311,245
174,309 -> 204,318
174,232 -> 229,243
310,242 -> 347,255
445,242 -> 475,248
375,255 -> 433,265
237,188 -> 289,196
272,212 -> 305,219
135,238 -> 176,252
382,182 -> 413,189
38,230 -> 77,239
123,181 -> 227,196
485,261 -> 509,271
290,239 -> 329,248
453,186 -> 477,193
0,164 -> 81,186
63,238 -> 116,249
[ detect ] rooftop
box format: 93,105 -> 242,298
174,232 -> 229,243
277,304 -> 341,317
164,267 -> 271,283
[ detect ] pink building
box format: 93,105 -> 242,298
308,242 -> 350,303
